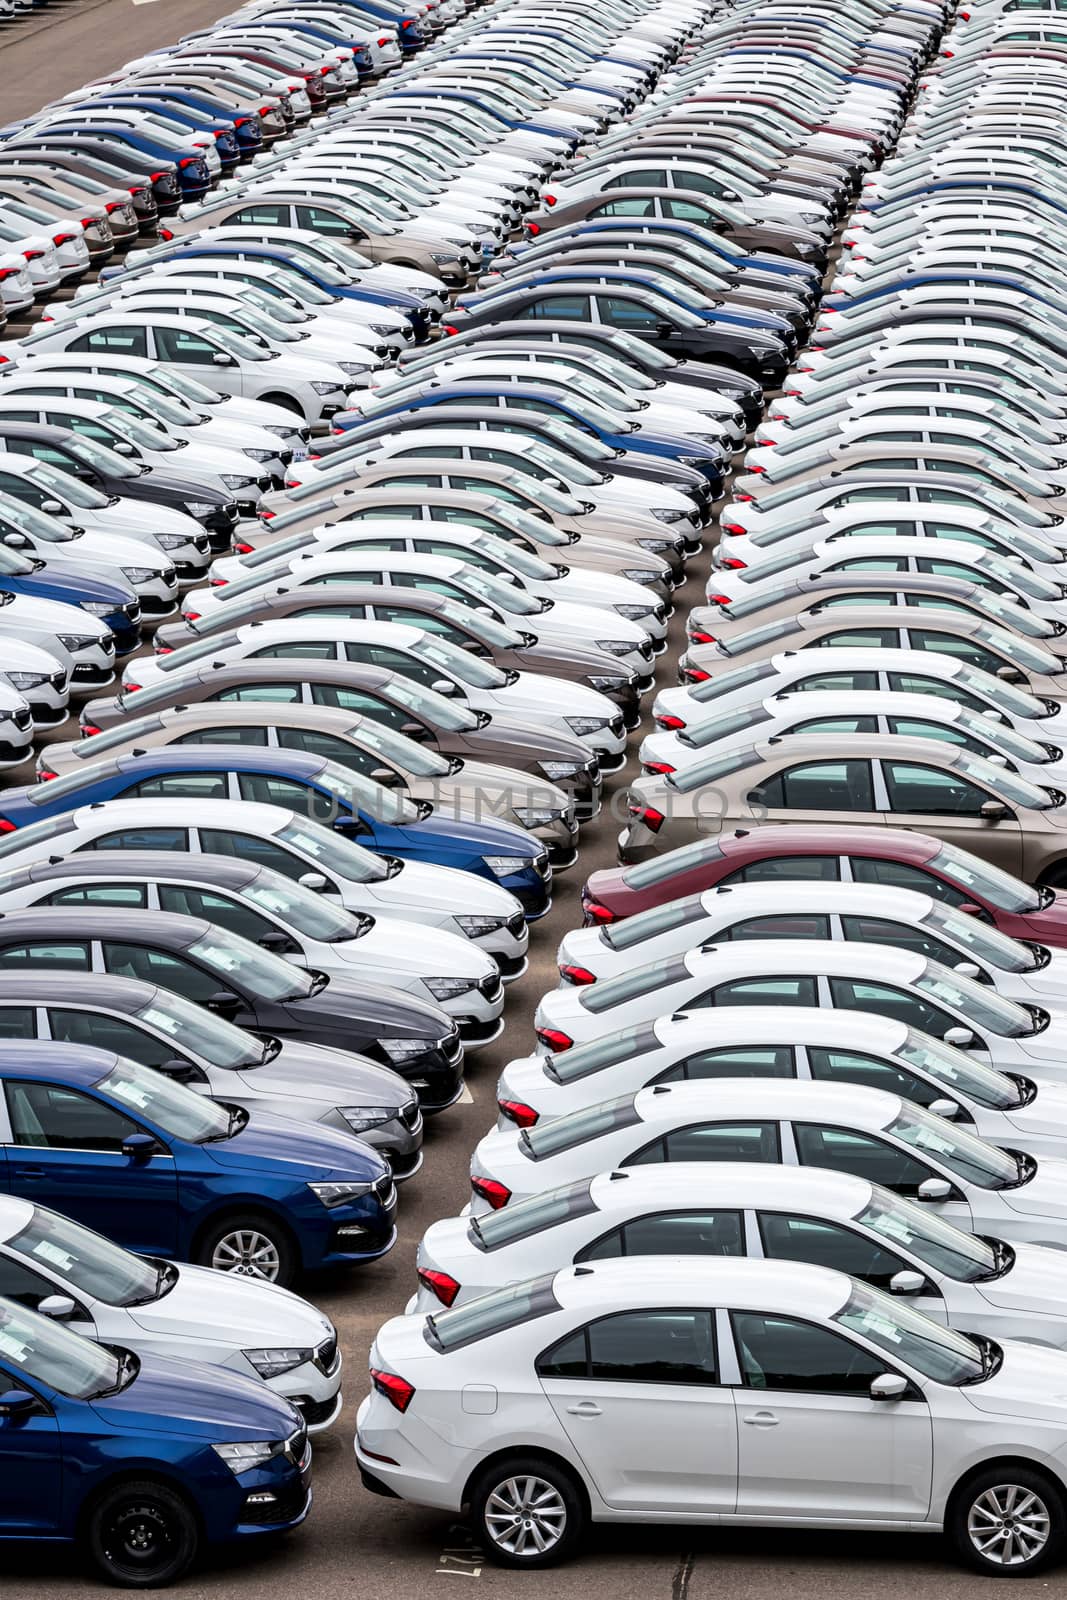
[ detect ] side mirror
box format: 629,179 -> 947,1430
112,440 -> 136,456
122,1132 -> 159,1164
430,678 -> 456,696
917,1176 -> 953,1203
957,901 -> 987,920
943,1026 -> 975,1048
333,814 -> 366,833
37,1294 -> 76,1321
928,1097 -> 959,1120
369,765 -> 398,785
0,1389 -> 37,1424
656,321 -> 675,338
996,665 -> 1025,684
870,1372 -> 909,1403
298,870 -> 328,891
953,961 -> 980,979
888,1270 -> 925,1297
158,1057 -> 205,1085
40,500 -> 66,515
206,989 -> 241,1016
400,721 -> 431,742
980,799 -> 1011,821
1,532 -> 29,550
257,930 -> 292,953
212,352 -> 234,367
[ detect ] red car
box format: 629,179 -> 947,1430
581,823 -> 1067,945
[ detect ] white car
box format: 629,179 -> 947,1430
555,881 -> 1067,1004
0,588 -> 115,689
358,1253 -> 1067,1573
122,619 -> 631,768
0,796 -> 529,970
411,1161 -> 1067,1350
0,494 -> 182,618
532,940 -> 1067,1077
496,1005 -> 1067,1136
650,645 -> 1067,746
0,1197 -> 343,1429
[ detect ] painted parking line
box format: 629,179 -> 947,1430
458,1083 -> 474,1105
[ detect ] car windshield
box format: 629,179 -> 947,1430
147,365 -> 222,404
856,1186 -> 998,1283
135,992 -> 263,1069
921,904 -> 1037,974
0,1297 -> 120,1399
834,1281 -> 985,1385
522,440 -> 601,486
914,958 -> 1036,1036
277,816 -> 390,883
23,458 -> 109,509
317,759 -> 418,823
887,1104 -> 1022,1189
930,844 -> 1041,913
64,432 -> 138,480
97,1057 -> 231,1143
468,1179 -> 598,1250
7,1206 -> 160,1307
520,1092 -> 643,1160
410,632 -> 508,688
542,417 -> 614,460
953,749 -> 1053,808
458,564 -> 542,617
0,495 -> 74,544
951,708 -> 1050,766
185,928 -> 313,1002
210,324 -> 268,362
897,1028 -> 1025,1110
977,588 -> 1056,640
102,409 -> 176,453
344,718 -> 450,778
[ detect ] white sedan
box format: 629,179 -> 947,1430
358,1253 -> 1067,1573
0,1196 -> 343,1430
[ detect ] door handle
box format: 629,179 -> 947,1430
12,1166 -> 45,1179
742,1411 -> 779,1427
565,1402 -> 602,1417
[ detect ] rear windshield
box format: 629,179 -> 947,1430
520,1093 -> 642,1161
425,1273 -> 561,1351
582,956 -> 690,1015
468,1180 -> 598,1251
622,838 -> 725,890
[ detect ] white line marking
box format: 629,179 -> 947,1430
457,1083 -> 474,1104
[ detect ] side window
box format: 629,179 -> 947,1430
724,914 -> 832,942
100,943 -> 220,1005
627,1120 -> 781,1165
5,1080 -> 139,1152
296,204 -> 353,236
127,773 -> 229,801
662,197 -> 713,222
794,1123 -> 935,1196
235,204 -> 287,226
0,943 -> 91,970
849,856 -> 969,908
887,672 -> 983,710
157,886 -> 279,947
199,828 -> 303,879
808,1046 -> 942,1108
520,294 -> 590,320
600,297 -> 661,330
276,728 -> 370,770
791,671 -> 880,693
654,1045 -> 796,1084
69,326 -> 148,357
755,761 -> 875,812
828,976 -> 954,1039
0,1007 -> 34,1039
0,1255 -> 57,1311
839,915 -> 965,970
171,726 -> 270,747
812,628 -> 901,648
154,328 -> 221,366
341,644 -> 433,683
87,828 -> 189,852
578,1211 -> 745,1263
725,856 -> 841,885
883,762 -> 996,818
731,1312 -> 888,1395
909,630 -> 1004,672
215,684 -> 303,704
704,977 -> 818,1008
758,1213 -> 909,1289
310,685 -> 408,728
790,716 -> 879,736
538,1310 -> 718,1385
47,1009 -> 178,1069
235,772 -> 336,821
251,641 -> 337,661
595,197 -> 657,217
42,885 -> 147,908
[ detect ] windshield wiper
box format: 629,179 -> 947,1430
976,1235 -> 1016,1282
258,1035 -> 283,1065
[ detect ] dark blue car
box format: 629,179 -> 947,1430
0,1289 -> 311,1585
0,548 -> 141,655
28,123 -> 212,199
0,1042 -> 395,1282
521,216 -> 824,289
7,746 -> 552,916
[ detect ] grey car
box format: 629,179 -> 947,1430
0,970 -> 423,1177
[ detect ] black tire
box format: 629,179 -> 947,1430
259,393 -> 305,416
195,1210 -> 297,1287
468,1455 -> 585,1569
86,1479 -> 199,1588
949,1466 -> 1067,1577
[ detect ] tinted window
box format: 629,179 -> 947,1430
101,943 -> 221,1005
198,828 -> 303,878
90,828 -> 189,852
70,327 -> 148,357
43,885 -> 147,908
756,761 -> 875,812
705,977 -> 818,1007
539,1310 -> 717,1384
655,1045 -> 795,1084
727,856 -> 841,885
0,1007 -> 34,1039
236,773 -> 336,820
830,976 -> 954,1038
840,915 -> 966,970
0,943 -> 91,970
725,915 -> 832,942
48,1009 -> 184,1070
128,773 -> 229,801
849,856 -> 969,908
172,726 -> 270,747
216,684 -> 302,704
794,1123 -> 934,1195
578,1211 -> 744,1262
758,1213 -> 908,1289
732,1312 -> 888,1394
157,886 -> 278,947
808,1047 -> 942,1107
628,1121 -> 781,1165
5,1081 -> 139,1151
883,762 -> 994,818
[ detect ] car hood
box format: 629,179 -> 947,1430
384,807 -> 538,857
200,1104 -> 388,1178
975,1240 -> 1067,1321
960,1338 -> 1067,1419
88,1347 -> 300,1436
361,854 -> 523,919
999,1155 -> 1067,1220
126,1260 -> 335,1346
493,672 -> 619,719
85,496 -> 205,541
239,1039 -> 412,1106
331,920 -> 496,982
282,970 -> 451,1039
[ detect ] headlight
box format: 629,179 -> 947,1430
430,251 -> 457,263
381,1037 -> 429,1062
243,448 -> 275,463
538,761 -> 581,780
586,675 -> 626,691
121,567 -> 157,585
310,381 -> 341,395
5,672 -> 46,689
179,507 -> 213,523
307,1179 -> 372,1208
56,634 -> 97,653
264,425 -> 298,440
637,537 -> 676,554
243,1347 -> 312,1379
424,976 -> 475,999
621,569 -> 661,586
652,508 -> 685,523
593,641 -> 636,658
221,475 -> 256,490
482,855 -> 528,877
565,716 -> 610,735
369,325 -> 395,336
454,914 -> 505,936
614,603 -> 655,620
212,1441 -> 281,1475
337,1105 -> 397,1134
81,601 -> 117,617
337,361 -> 371,376
513,808 -> 560,827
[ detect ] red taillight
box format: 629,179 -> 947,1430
53,233 -> 77,246
759,437 -> 776,446
370,1368 -> 415,1411
470,1175 -> 511,1209
642,761 -> 675,776
656,713 -> 686,731
260,510 -> 275,521
442,324 -> 459,337
628,803 -> 664,832
209,578 -> 228,588
79,217 -> 99,228
580,897 -> 615,924
543,193 -> 556,207
235,541 -> 254,555
690,628 -> 717,644
498,1097 -> 539,1126
558,964 -> 595,986
535,1027 -> 572,1053
378,36 -> 390,45
81,723 -> 101,737
527,222 -> 540,236
747,464 -> 765,475
179,157 -> 200,168
0,271 -> 16,283
416,1267 -> 460,1305
718,558 -> 746,571
23,250 -> 44,262
259,105 -> 275,117
684,667 -> 711,683
122,682 -> 142,693
401,16 -> 413,24
183,610 -> 201,622
0,820 -> 16,834
734,493 -> 754,502
288,479 -> 302,488
149,171 -> 169,182
721,522 -> 746,536
159,227 -> 174,241
38,770 -> 58,782
784,389 -> 803,397
156,646 -> 174,655
234,117 -> 249,128
104,201 -> 125,214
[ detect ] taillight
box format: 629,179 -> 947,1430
683,667 -> 711,683
656,713 -> 686,731
558,964 -> 595,986
0,271 -> 16,283
104,201 -> 125,214
401,17 -> 413,25
442,324 -> 459,337
747,464 -> 765,475
581,897 -> 615,924
159,227 -> 174,241
536,1027 -> 572,1053
179,157 -> 201,169
370,1368 -> 415,1412
642,761 -> 675,776
156,646 -> 174,655
721,523 -> 746,536
498,1098 -> 539,1126
235,541 -> 254,555
690,628 -> 717,644
53,233 -> 77,246
416,1267 -> 460,1305
23,251 -> 44,262
718,558 -> 746,571
628,803 -> 664,833
183,610 -> 201,622
0,820 -> 16,834
122,682 -> 142,693
38,769 -> 58,782
81,723 -> 102,737
759,437 -> 776,446
527,222 -> 540,235
378,35 -> 390,45
543,193 -> 556,206
470,1175 -> 511,1209
234,117 -> 249,128
79,217 -> 99,228
209,578 -> 228,588
260,510 -> 275,521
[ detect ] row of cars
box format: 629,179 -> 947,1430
0,0 -> 743,1587
354,0 -> 1067,1581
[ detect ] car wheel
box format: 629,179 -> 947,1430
197,1211 -> 296,1286
950,1467 -> 1066,1576
87,1479 -> 199,1588
469,1455 -> 584,1568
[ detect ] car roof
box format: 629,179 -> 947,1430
691,880 -> 934,918
674,936 -> 930,982
654,1005 -> 914,1055
715,822 -> 940,863
61,795 -> 296,833
0,1039 -> 124,1084
0,905 -> 209,946
0,969 -> 153,1009
16,851 -> 261,891
550,1254 -> 853,1318
632,1075 -> 903,1129
586,1160 -> 874,1220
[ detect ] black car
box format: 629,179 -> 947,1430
0,420 -> 237,552
0,907 -> 465,1111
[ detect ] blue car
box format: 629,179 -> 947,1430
517,216 -> 823,290
0,548 -> 141,656
0,1290 -> 310,1585
82,95 -> 242,170
823,270 -> 1065,313
0,1042 -> 395,1282
29,124 -> 212,199
7,746 -> 553,916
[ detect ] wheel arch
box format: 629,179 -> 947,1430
76,1466 -> 205,1544
946,1455 -> 1067,1526
461,1445 -> 591,1517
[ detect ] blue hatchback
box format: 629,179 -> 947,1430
0,1042 -> 395,1284
7,746 -> 553,917
0,1292 -> 310,1585
0,548 -> 141,655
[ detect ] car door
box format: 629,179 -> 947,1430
98,939 -> 261,1029
729,1310 -> 932,1519
791,1121 -> 972,1225
536,1307 -> 737,1513
749,757 -> 887,830
0,1347 -> 61,1536
0,1078 -> 178,1255
877,758 -> 1025,877
754,1210 -> 948,1321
